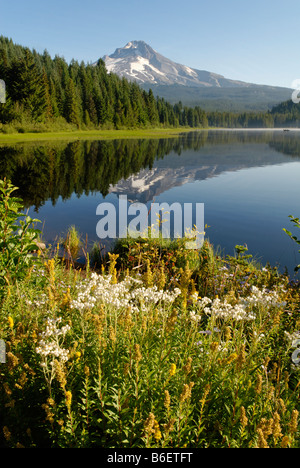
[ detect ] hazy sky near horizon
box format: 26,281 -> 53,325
0,0 -> 299,89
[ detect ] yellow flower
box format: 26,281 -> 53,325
183,357 -> 192,374
257,428 -> 269,448
65,391 -> 72,409
272,412 -> 282,440
240,406 -> 248,428
281,436 -> 291,448
164,390 -> 171,410
154,420 -> 162,441
255,373 -> 263,395
144,412 -> 155,436
3,426 -> 11,441
8,316 -> 14,329
133,344 -> 142,364
289,410 -> 299,435
75,351 -> 81,362
169,363 -> 176,377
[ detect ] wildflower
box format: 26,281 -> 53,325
179,382 -> 194,403
3,383 -> 12,397
7,352 -> 19,369
53,360 -> 67,389
272,412 -> 283,440
144,412 -> 155,436
224,326 -> 232,341
257,428 -> 269,448
242,285 -> 287,310
190,310 -> 201,323
3,426 -> 11,441
157,263 -> 166,290
169,363 -> 176,377
42,402 -> 54,424
281,436 -> 291,448
210,341 -> 219,352
46,258 -> 55,283
143,259 -> 153,288
289,410 -> 299,435
109,326 -> 116,343
65,390 -> 72,409
164,390 -> 171,410
225,353 -> 238,366
134,344 -> 142,364
75,351 -> 81,362
7,316 -> 14,329
183,357 -> 192,374
111,267 -> 117,285
108,252 -> 119,276
200,384 -> 211,411
198,296 -> 212,309
62,289 -> 71,307
154,420 -> 162,442
166,309 -> 177,333
48,397 -> 55,407
69,272 -> 180,313
35,317 -> 70,366
258,418 -> 273,438
236,344 -> 246,371
278,399 -> 286,414
240,406 -> 248,428
255,374 -> 263,395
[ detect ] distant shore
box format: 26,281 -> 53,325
211,127 -> 300,132
0,126 -> 299,144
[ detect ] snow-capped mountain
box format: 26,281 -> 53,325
101,41 -> 292,111
102,40 -> 249,88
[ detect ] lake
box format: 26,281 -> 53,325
1,129 -> 300,276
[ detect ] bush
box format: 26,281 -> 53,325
0,178 -> 41,290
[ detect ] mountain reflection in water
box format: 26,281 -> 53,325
1,130 -> 300,274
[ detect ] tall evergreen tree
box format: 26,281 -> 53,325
64,78 -> 81,127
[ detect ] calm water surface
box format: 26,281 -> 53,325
1,130 -> 300,275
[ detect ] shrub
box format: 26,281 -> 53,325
0,178 -> 41,290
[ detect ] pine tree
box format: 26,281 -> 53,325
64,78 -> 81,127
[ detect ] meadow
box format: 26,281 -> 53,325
0,127 -> 195,144
0,178 -> 300,448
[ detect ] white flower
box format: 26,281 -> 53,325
190,310 -> 201,323
36,317 -> 70,364
69,272 -> 181,314
284,330 -> 300,347
242,286 -> 287,309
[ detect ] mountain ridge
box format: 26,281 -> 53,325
102,41 -> 292,111
102,40 -> 251,88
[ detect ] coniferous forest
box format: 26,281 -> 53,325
0,35 -> 299,133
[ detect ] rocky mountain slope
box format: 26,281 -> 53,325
102,41 -> 292,111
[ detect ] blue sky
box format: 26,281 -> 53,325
0,0 -> 299,88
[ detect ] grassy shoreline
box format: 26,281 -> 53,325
1,126 -> 299,145
0,127 -> 200,144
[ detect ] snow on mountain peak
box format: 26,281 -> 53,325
101,41 -> 249,88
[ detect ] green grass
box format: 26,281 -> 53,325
0,127 -> 199,144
